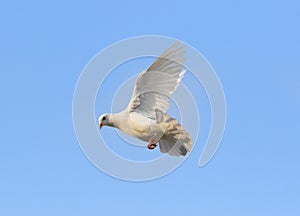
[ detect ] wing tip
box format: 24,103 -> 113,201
163,41 -> 186,57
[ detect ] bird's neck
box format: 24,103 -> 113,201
111,111 -> 128,130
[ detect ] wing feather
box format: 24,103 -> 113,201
127,42 -> 186,119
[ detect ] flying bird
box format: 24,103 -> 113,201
98,42 -> 192,156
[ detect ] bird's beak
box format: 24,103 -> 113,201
99,122 -> 103,129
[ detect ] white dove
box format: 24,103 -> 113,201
98,42 -> 192,156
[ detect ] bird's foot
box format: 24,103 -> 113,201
147,143 -> 157,150
147,133 -> 158,150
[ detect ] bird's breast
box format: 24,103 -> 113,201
128,112 -> 151,134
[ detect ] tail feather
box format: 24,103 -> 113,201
159,115 -> 192,156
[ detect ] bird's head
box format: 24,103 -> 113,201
98,114 -> 113,129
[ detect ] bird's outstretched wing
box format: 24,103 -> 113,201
127,42 -> 186,119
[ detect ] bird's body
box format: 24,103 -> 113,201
108,111 -> 166,142
98,42 -> 192,156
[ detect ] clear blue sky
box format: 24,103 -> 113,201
1,1 -> 300,215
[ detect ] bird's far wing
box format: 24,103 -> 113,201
127,42 -> 186,119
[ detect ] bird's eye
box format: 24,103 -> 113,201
102,116 -> 106,121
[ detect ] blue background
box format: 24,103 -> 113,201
1,0 -> 299,215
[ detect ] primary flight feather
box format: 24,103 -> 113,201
98,42 -> 192,156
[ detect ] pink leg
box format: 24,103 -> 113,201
147,143 -> 157,150
147,134 -> 158,150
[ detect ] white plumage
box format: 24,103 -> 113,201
98,42 -> 192,156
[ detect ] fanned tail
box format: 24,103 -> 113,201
159,115 -> 192,156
